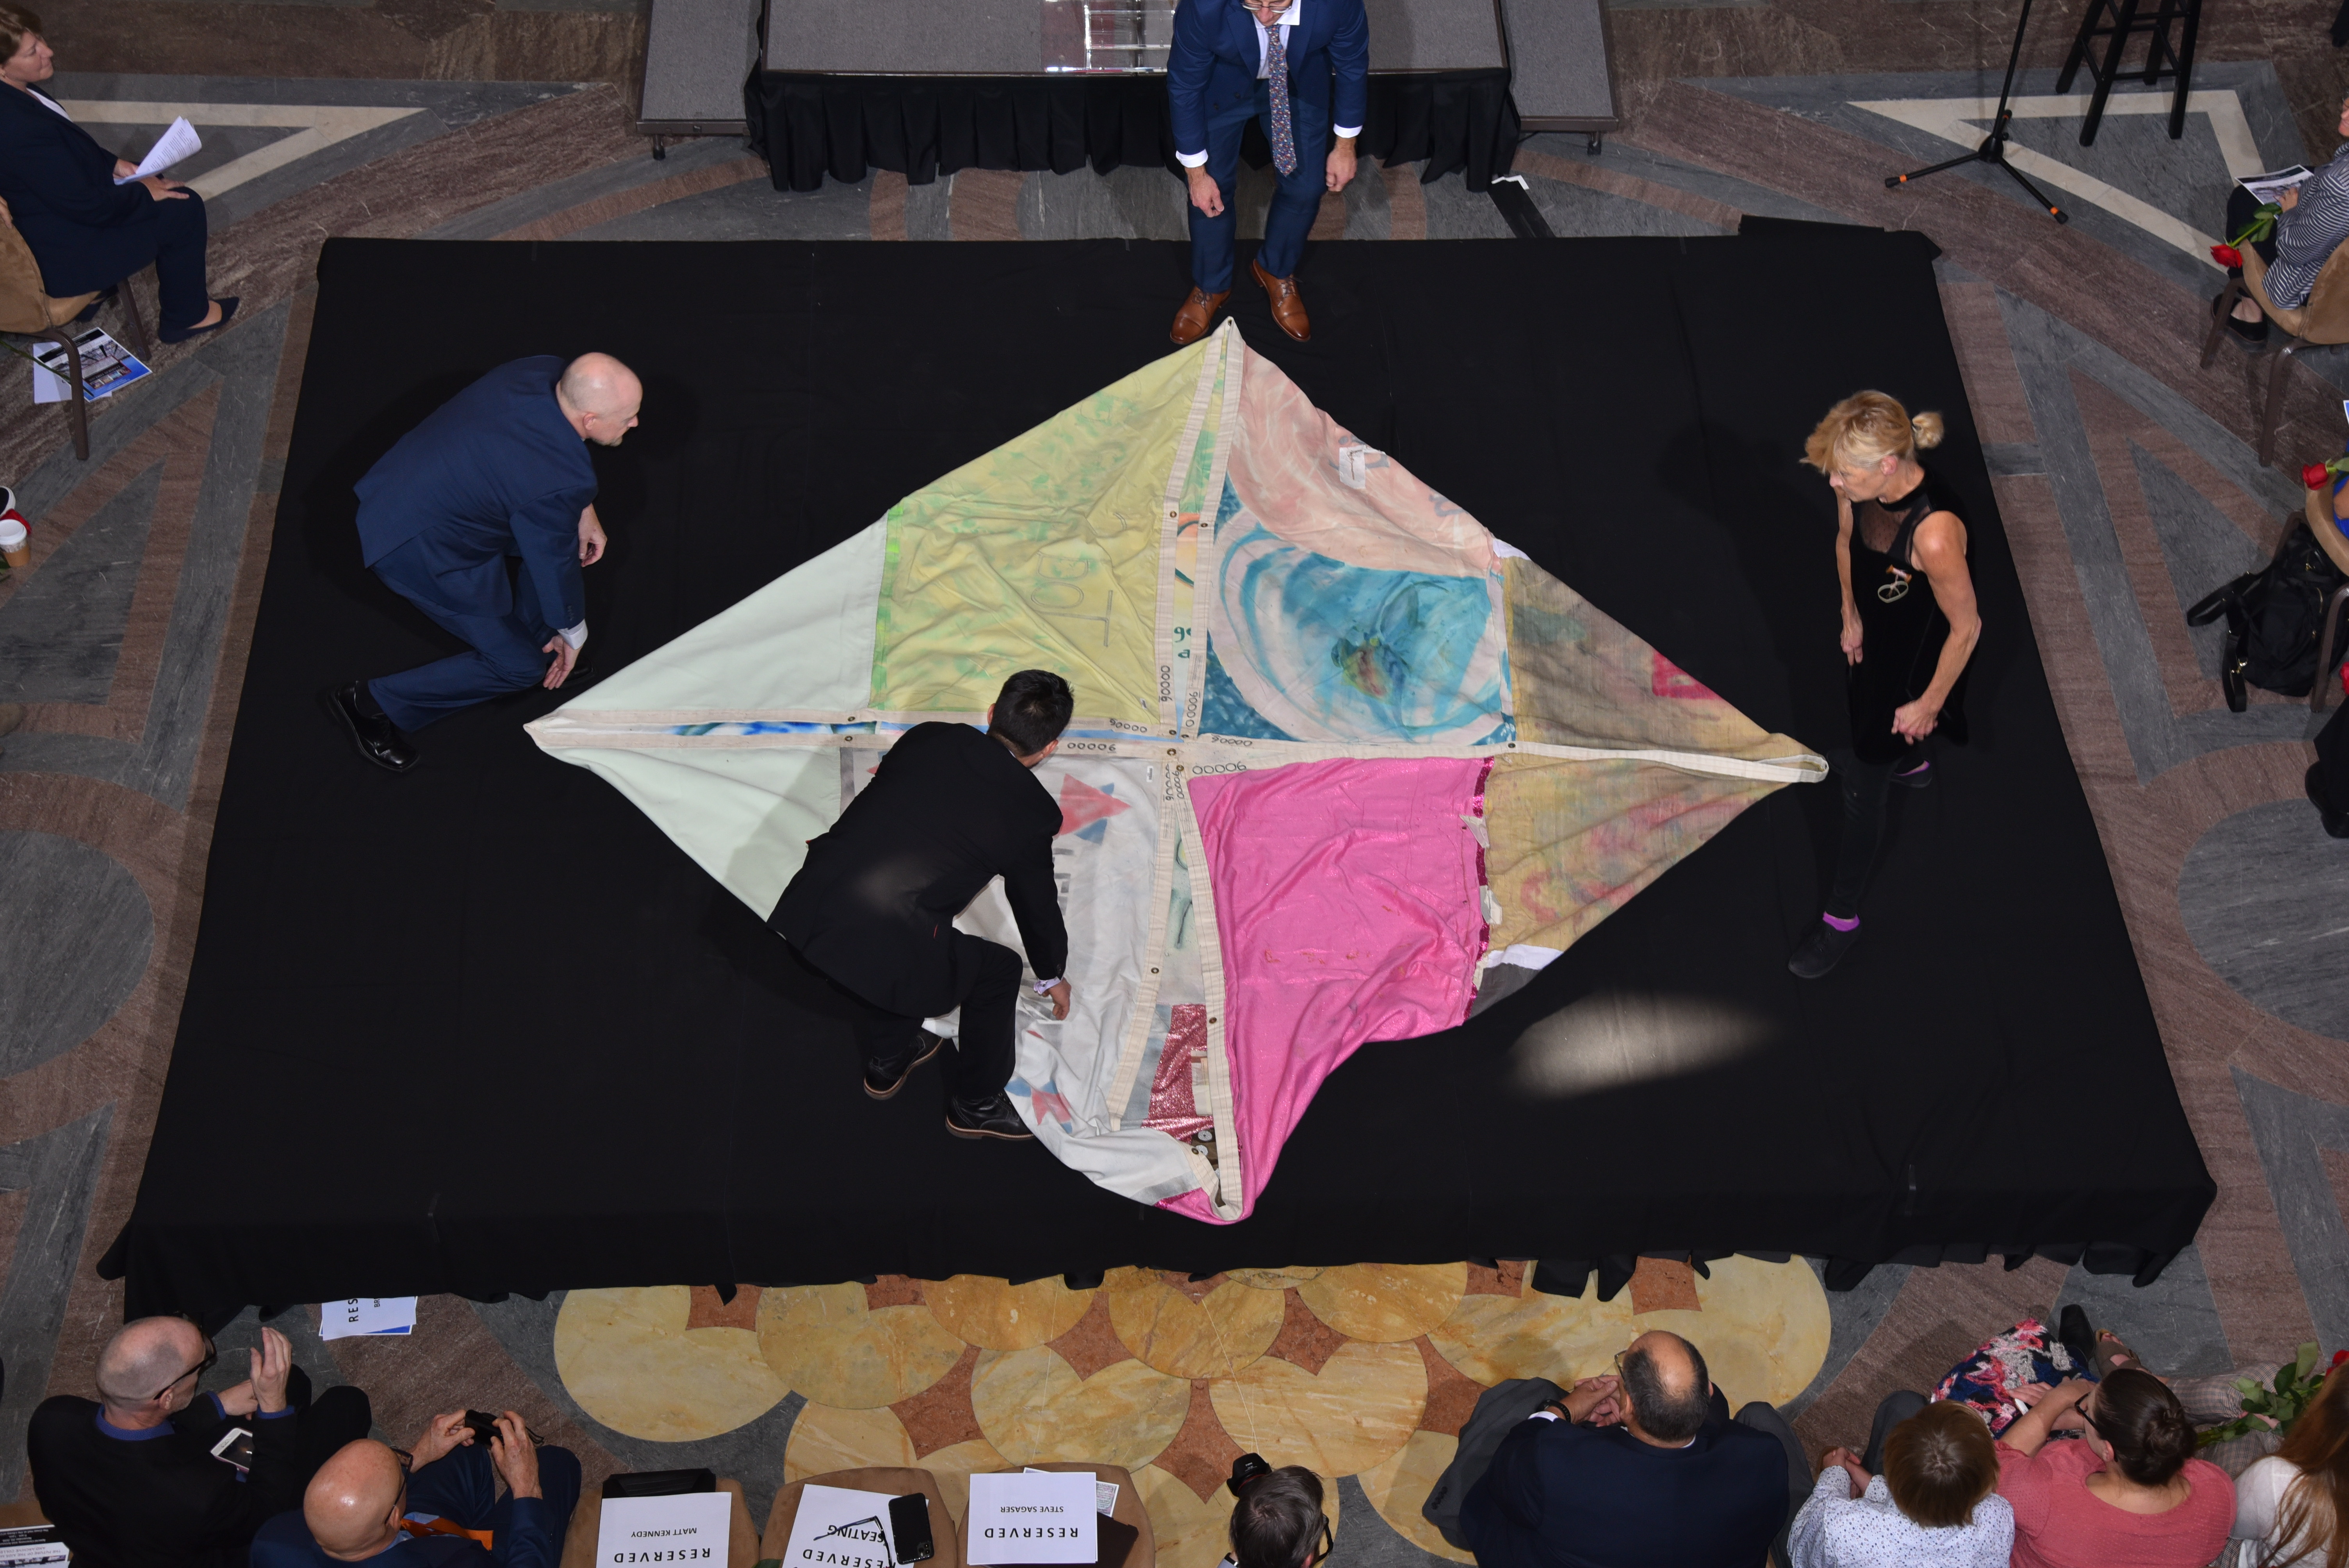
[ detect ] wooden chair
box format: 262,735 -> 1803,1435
2304,480 -> 2349,715
2199,240 -> 2349,466
0,221 -> 151,462
560,1477 -> 762,1568
953,1465 -> 1154,1568
763,1468 -> 961,1568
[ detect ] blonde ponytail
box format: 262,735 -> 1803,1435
1803,391 -> 1942,472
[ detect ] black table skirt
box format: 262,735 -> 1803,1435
744,68 -> 1519,193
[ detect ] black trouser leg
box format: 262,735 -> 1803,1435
848,1000 -> 931,1069
2223,185 -> 2281,265
1734,1402 -> 1810,1568
1860,1390 -> 1927,1474
2319,702 -> 2349,814
298,1385 -> 375,1484
1825,754 -> 1897,919
150,191 -> 212,330
943,933 -> 1025,1104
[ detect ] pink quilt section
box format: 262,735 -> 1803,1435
1168,756 -> 1490,1221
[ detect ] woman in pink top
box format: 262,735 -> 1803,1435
1994,1366 -> 2234,1568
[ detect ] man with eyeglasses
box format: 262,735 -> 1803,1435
28,1319 -> 372,1568
252,1413 -> 579,1567
1166,0 -> 1368,346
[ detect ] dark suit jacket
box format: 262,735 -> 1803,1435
0,82 -> 178,298
1167,0 -> 1369,159
354,356 -> 597,633
250,1497 -> 563,1568
28,1395 -> 303,1568
772,722 -> 1068,1017
1459,1411 -> 1787,1568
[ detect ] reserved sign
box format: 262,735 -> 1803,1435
597,1491 -> 732,1565
781,1484 -> 900,1568
966,1472 -> 1097,1566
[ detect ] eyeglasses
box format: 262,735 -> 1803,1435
1306,1519 -> 1334,1566
1246,0 -> 1296,16
149,1338 -> 217,1402
388,1448 -> 415,1474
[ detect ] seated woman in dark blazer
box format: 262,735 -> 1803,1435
0,2 -> 234,342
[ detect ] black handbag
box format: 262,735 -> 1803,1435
2185,521 -> 2349,708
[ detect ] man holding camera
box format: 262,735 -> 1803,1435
252,1411 -> 579,1567
28,1320 -> 372,1568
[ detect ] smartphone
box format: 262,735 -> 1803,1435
209,1428 -> 254,1471
888,1494 -> 935,1565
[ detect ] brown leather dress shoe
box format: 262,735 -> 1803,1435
1252,258 -> 1310,342
1171,287 -> 1229,346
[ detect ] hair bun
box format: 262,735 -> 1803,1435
1911,411 -> 1946,451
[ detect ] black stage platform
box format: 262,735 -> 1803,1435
112,232 -> 2214,1317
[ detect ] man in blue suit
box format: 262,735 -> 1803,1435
252,1414 -> 577,1568
328,353 -> 642,773
1167,0 -> 1369,346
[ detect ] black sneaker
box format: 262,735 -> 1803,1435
1892,758 -> 1933,789
1788,918 -> 1861,979
945,1093 -> 1034,1141
324,682 -> 417,773
2309,764 -> 2349,840
863,1033 -> 942,1099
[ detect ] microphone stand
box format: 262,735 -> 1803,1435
1885,0 -> 2068,224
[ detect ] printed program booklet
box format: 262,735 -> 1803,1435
32,328 -> 150,404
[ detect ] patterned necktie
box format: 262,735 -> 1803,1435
1265,19 -> 1297,176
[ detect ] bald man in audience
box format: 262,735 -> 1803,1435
328,351 -> 643,772
1459,1329 -> 1788,1568
253,1413 -> 578,1568
28,1318 -> 371,1568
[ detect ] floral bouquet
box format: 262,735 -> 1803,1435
2199,1344 -> 2346,1448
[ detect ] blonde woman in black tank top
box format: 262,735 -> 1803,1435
1789,392 -> 1982,980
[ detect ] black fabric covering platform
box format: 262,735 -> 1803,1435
114,233 -> 2213,1317
744,70 -> 1517,192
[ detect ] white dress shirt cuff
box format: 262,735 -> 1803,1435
1031,976 -> 1063,994
1527,1409 -> 1560,1421
1176,150 -> 1209,169
560,620 -> 588,650
1333,125 -> 1361,139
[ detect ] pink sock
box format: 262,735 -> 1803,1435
1822,913 -> 1860,932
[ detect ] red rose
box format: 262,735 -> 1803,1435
2306,464 -> 2333,490
2332,1348 -> 2347,1367
2213,244 -> 2245,268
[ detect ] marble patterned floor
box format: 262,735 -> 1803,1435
5,0 -> 2349,1558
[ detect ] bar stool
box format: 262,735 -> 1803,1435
2055,0 -> 2201,144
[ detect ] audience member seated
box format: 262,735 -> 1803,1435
27,1319 -> 371,1568
1221,1461 -> 1330,1568
1787,1399 -> 2014,1567
2231,1351 -> 2347,1568
0,1 -> 237,343
1994,1367 -> 2233,1568
252,1412 -> 580,1568
1458,1329 -> 1787,1568
2217,90 -> 2349,342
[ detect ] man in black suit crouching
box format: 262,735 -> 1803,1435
772,669 -> 1075,1141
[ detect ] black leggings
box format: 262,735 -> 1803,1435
1826,753 -> 1904,919
2224,185 -> 2283,267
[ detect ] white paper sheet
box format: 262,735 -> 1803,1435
597,1491 -> 733,1566
113,116 -> 200,184
318,1296 -> 417,1338
781,1484 -> 899,1568
967,1472 -> 1096,1565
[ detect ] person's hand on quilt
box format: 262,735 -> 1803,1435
1840,602 -> 1864,665
1045,979 -> 1071,1020
577,503 -> 607,565
1564,1374 -> 1622,1425
1819,1447 -> 1871,1498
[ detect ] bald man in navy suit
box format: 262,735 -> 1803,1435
1167,0 -> 1369,347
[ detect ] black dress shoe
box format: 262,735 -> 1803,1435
1788,918 -> 1861,979
2056,1303 -> 2096,1375
160,297 -> 239,345
864,1033 -> 943,1099
324,682 -> 417,773
2310,764 -> 2349,839
945,1093 -> 1035,1141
